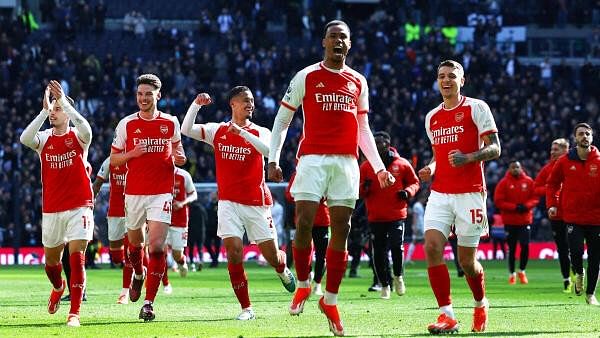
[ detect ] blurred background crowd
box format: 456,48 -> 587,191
0,0 -> 599,250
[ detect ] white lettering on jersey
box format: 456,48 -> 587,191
133,137 -> 170,152
218,143 -> 252,161
111,172 -> 126,186
45,150 -> 77,169
315,93 -> 354,112
431,125 -> 465,145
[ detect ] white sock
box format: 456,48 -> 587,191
519,269 -> 525,273
134,273 -> 143,280
324,291 -> 337,305
298,279 -> 310,288
406,243 -> 416,261
121,288 -> 129,295
440,304 -> 455,319
143,300 -> 152,305
474,297 -> 488,308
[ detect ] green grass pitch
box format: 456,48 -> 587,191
0,260 -> 598,337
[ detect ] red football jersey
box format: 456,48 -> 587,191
96,157 -> 126,217
170,167 -> 195,228
111,112 -> 181,195
281,62 -> 369,158
425,96 -> 497,194
38,128 -> 93,213
195,122 -> 272,206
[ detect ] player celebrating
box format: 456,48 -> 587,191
533,138 -> 572,292
418,60 -> 500,334
93,156 -> 133,304
110,74 -> 186,321
181,87 -> 296,320
20,81 -> 94,327
268,20 -> 395,336
168,166 -> 198,278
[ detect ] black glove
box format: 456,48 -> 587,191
515,204 -> 527,213
397,190 -> 409,200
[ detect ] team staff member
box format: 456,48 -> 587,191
494,160 -> 538,284
547,123 -> 600,306
534,138 -> 571,292
360,131 -> 419,299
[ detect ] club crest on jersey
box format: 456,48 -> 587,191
65,138 -> 74,148
455,112 -> 464,122
521,183 -> 528,191
347,81 -> 357,93
590,164 -> 598,177
160,125 -> 168,134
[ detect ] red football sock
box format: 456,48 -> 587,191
145,251 -> 166,302
466,271 -> 485,302
69,252 -> 86,315
293,244 -> 313,281
325,247 -> 347,294
128,244 -> 144,276
123,237 -> 133,289
428,264 -> 452,307
228,262 -> 251,309
143,250 -> 149,268
109,247 -> 124,265
45,262 -> 63,289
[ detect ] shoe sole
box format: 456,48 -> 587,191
428,326 -> 459,334
139,311 -> 155,322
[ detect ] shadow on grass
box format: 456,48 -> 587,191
0,317 -> 234,328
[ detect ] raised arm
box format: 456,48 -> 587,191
181,93 -> 212,141
20,87 -> 51,150
228,123 -> 270,157
48,80 -> 92,145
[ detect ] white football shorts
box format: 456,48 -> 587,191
125,193 -> 172,230
424,190 -> 488,247
42,207 -> 94,248
166,226 -> 188,251
217,200 -> 276,244
107,216 -> 127,242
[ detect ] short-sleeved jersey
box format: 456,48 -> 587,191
195,122 -> 272,206
425,96 -> 497,194
97,157 -> 127,217
171,167 -> 195,228
38,128 -> 93,213
281,62 -> 369,158
111,112 -> 181,195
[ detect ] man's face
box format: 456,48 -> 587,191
509,161 -> 522,177
231,90 -> 254,119
375,136 -> 389,155
437,66 -> 464,99
322,24 -> 351,63
550,143 -> 567,160
575,127 -> 593,148
49,100 -> 68,128
136,83 -> 160,113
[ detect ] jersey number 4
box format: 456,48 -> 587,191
469,209 -> 483,224
163,201 -> 172,214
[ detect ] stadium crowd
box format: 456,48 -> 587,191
0,0 -> 599,248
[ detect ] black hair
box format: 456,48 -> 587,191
227,85 -> 251,103
323,20 -> 350,37
573,122 -> 593,136
373,131 -> 391,142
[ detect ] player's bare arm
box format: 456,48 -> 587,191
19,86 -> 52,150
110,142 -> 146,166
448,132 -> 501,167
267,162 -> 283,182
418,149 -> 436,182
173,141 -> 186,166
181,93 -> 212,139
92,177 -> 105,198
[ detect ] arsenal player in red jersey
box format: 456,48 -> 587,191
182,86 -> 296,321
418,60 -> 500,334
20,81 -> 93,327
268,20 -> 395,336
110,74 -> 186,321
93,156 -> 133,304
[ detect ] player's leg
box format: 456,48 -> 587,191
551,220 -> 572,291
583,226 -> 600,305
224,236 -> 255,320
369,221 -> 391,299
390,220 -> 406,296
61,244 -> 71,300
567,224 -> 585,296
64,207 -> 94,327
168,227 -> 189,277
517,226 -> 531,284
108,217 -> 128,301
118,235 -> 133,304
312,226 -> 329,295
44,244 -> 66,314
124,195 -> 149,303
505,225 -> 518,283
141,220 -> 169,316
423,191 -> 457,334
